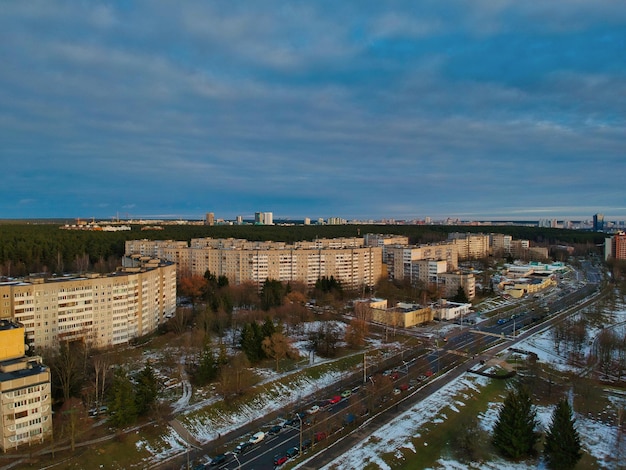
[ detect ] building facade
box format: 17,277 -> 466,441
126,238 -> 383,290
447,232 -> 491,260
0,320 -> 52,451
606,232 -> 626,260
0,259 -> 176,351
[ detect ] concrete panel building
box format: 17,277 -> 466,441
0,259 -> 176,351
126,238 -> 383,290
0,320 -> 52,451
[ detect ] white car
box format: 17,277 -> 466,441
307,405 -> 320,414
249,431 -> 265,444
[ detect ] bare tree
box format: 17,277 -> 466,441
93,353 -> 110,406
262,333 -> 298,371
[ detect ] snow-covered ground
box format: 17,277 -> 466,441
312,297 -> 626,470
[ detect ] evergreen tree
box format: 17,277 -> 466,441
195,343 -> 218,385
492,385 -> 540,460
135,364 -> 159,415
108,368 -> 138,427
544,399 -> 582,470
261,317 -> 276,340
240,323 -> 260,363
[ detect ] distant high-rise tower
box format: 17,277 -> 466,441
236,215 -> 243,225
205,212 -> 215,226
254,212 -> 273,225
593,213 -> 604,232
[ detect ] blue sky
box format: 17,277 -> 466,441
2,1 -> 625,221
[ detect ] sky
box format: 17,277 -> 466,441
1,1 -> 626,222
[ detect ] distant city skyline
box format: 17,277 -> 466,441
1,2 -> 625,221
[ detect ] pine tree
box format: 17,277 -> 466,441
492,385 -> 540,460
544,398 -> 582,469
135,364 -> 159,415
108,368 -> 138,427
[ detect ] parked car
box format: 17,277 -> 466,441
341,389 -> 352,398
268,425 -> 282,435
273,455 -> 288,466
249,431 -> 265,444
343,413 -> 356,425
314,431 -> 327,442
328,395 -> 342,405
390,371 -> 399,380
286,446 -> 299,458
301,438 -> 312,450
282,417 -> 299,428
307,405 -> 320,414
398,383 -> 409,392
235,441 -> 252,453
209,454 -> 227,466
392,388 -> 401,395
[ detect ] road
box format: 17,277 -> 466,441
188,262 -> 606,470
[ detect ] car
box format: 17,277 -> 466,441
341,389 -> 352,398
249,431 -> 265,444
497,318 -> 508,325
286,446 -> 299,458
392,388 -> 401,395
301,438 -> 312,451
382,369 -> 392,376
282,417 -> 299,428
390,371 -> 399,380
307,405 -> 320,414
273,455 -> 288,466
398,383 -> 409,392
328,395 -> 342,405
314,431 -> 327,442
268,425 -> 282,435
209,454 -> 227,466
234,441 -> 252,453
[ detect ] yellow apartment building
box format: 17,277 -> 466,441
0,259 -> 176,351
126,238 -> 383,290
0,320 -> 52,451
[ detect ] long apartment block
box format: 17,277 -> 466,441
0,259 -> 176,351
125,238 -> 383,289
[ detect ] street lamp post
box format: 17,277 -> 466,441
228,451 -> 241,470
296,412 -> 303,454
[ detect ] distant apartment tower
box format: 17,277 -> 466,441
236,215 -> 243,225
0,320 -> 52,451
606,232 -> 626,260
205,212 -> 215,226
447,232 -> 490,260
593,213 -> 605,232
254,212 -> 273,225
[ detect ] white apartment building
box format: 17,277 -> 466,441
0,259 -> 176,351
126,238 -> 383,290
384,243 -> 459,281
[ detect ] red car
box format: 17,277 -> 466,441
398,383 -> 409,392
274,455 -> 288,466
314,431 -> 327,442
328,395 -> 342,405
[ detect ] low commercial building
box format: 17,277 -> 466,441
370,300 -> 433,328
0,320 -> 52,451
431,299 -> 472,321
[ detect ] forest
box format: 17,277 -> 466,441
0,222 -> 605,277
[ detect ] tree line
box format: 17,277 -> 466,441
0,222 -> 605,277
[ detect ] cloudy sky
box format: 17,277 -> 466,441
2,1 -> 625,221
